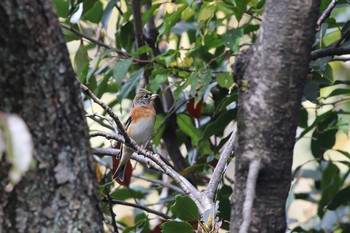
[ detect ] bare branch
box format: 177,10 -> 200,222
92,147 -> 165,173
310,47 -> 350,60
83,85 -> 211,213
239,159 -> 262,233
102,198 -> 172,219
80,83 -> 131,145
205,125 -> 237,201
316,0 -> 339,31
86,113 -> 117,132
104,188 -> 119,233
133,174 -> 185,194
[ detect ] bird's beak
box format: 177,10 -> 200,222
151,94 -> 159,100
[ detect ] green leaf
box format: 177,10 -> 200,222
113,59 -> 133,85
110,187 -> 148,201
52,0 -> 69,17
198,3 -> 216,23
158,5 -> 187,38
217,185 -> 232,230
101,0 -> 117,29
298,106 -> 308,128
310,112 -> 338,159
216,72 -> 233,89
152,114 -> 166,146
318,161 -> 341,217
202,109 -> 235,141
74,44 -> 90,78
117,68 -> 144,101
325,88 -> 350,98
83,1 -> 103,23
232,0 -> 247,21
96,71 -> 111,98
142,3 -> 161,24
149,74 -> 168,93
222,27 -> 243,52
161,221 -> 194,233
177,114 -> 202,146
327,186 -> 350,210
303,80 -> 320,103
133,45 -> 153,57
170,195 -> 199,221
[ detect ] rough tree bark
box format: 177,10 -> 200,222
231,1 -> 320,232
0,1 -> 103,232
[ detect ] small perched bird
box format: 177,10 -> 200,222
114,88 -> 158,182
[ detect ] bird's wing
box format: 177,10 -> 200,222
124,116 -> 132,130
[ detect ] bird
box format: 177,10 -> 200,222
114,88 -> 158,182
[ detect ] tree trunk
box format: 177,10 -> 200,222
230,1 -> 320,232
0,1 -> 103,232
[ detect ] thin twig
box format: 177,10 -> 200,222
86,113 -> 117,132
205,125 -> 237,201
133,174 -> 185,194
81,83 -> 131,144
104,188 -> 119,233
83,85 -> 210,214
60,23 -> 130,58
239,159 -> 262,233
316,0 -> 339,31
102,198 -> 172,219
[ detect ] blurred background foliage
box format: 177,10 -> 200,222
53,0 -> 350,232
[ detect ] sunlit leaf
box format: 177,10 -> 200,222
117,68 -> 144,101
170,195 -> 199,221
161,221 -> 194,233
113,59 -> 133,86
177,114 -> 202,146
222,27 -> 243,52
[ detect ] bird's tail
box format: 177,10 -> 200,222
114,163 -> 126,182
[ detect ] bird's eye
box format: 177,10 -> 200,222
144,94 -> 150,99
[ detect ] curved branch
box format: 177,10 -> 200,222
205,125 -> 237,201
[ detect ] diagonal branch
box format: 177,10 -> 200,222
205,125 -> 237,201
82,85 -> 212,213
316,0 -> 339,31
80,83 -> 131,145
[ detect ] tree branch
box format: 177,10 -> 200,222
205,125 -> 237,201
104,188 -> 119,233
83,85 -> 210,213
239,159 -> 261,233
80,83 -> 131,145
131,0 -> 151,84
101,198 -> 172,219
133,174 -> 185,194
92,146 -> 165,173
310,47 -> 350,60
316,0 -> 339,31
